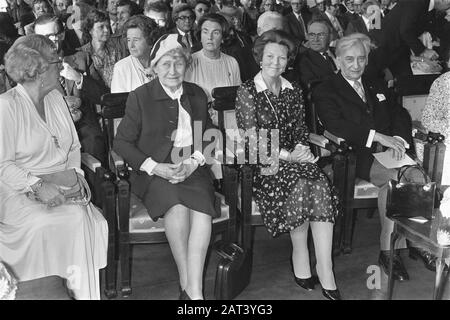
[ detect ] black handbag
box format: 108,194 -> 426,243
386,165 -> 436,220
213,240 -> 253,300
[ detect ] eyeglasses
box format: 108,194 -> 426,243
177,15 -> 195,22
43,32 -> 64,40
308,32 -> 328,39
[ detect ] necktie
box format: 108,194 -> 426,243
331,16 -> 344,37
353,81 -> 366,103
59,76 -> 67,95
322,52 -> 337,71
181,33 -> 191,49
297,13 -> 306,38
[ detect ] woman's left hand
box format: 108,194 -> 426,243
290,145 -> 318,163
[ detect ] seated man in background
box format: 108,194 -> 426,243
314,33 -> 436,283
297,18 -> 337,89
34,13 -> 107,164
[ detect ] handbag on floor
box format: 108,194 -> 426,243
35,169 -> 91,205
386,165 -> 436,220
214,240 -> 252,300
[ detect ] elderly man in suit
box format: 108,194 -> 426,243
314,33 -> 437,282
297,18 -> 337,88
378,0 -> 450,77
285,0 -> 311,45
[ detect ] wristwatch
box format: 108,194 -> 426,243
30,179 -> 44,194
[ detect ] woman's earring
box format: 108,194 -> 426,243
40,77 -> 44,88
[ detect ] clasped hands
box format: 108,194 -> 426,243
287,145 -> 318,164
374,133 -> 408,161
152,159 -> 198,184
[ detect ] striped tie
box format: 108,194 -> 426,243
353,81 -> 366,103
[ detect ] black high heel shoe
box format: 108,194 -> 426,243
294,275 -> 319,291
179,290 -> 192,300
290,256 -> 318,291
322,288 -> 342,300
409,247 -> 437,272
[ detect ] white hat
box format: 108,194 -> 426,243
150,33 -> 186,69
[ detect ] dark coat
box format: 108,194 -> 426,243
378,0 -> 435,76
313,72 -> 411,180
285,9 -> 311,45
113,79 -> 214,206
297,48 -> 336,88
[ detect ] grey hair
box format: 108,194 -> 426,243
154,46 -> 192,70
335,33 -> 373,58
4,34 -> 57,84
257,11 -> 284,35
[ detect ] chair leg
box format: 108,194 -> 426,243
104,235 -> 117,299
342,207 -> 355,255
332,213 -> 343,256
120,235 -> 132,297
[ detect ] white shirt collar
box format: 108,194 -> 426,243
159,79 -> 183,100
177,28 -> 186,36
429,0 -> 435,11
325,11 -> 333,20
361,15 -> 371,28
254,71 -> 293,93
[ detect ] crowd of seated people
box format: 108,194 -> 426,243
1,0 -> 450,300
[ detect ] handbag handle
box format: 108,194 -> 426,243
397,164 -> 430,184
64,174 -> 92,206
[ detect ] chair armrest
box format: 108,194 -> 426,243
81,152 -> 102,173
308,133 -> 329,149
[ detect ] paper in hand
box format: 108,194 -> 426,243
373,150 -> 416,169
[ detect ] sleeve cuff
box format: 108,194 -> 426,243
140,157 -> 158,176
366,129 -> 376,148
279,149 -> 291,161
394,136 -> 410,149
191,151 -> 206,166
25,176 -> 42,193
75,74 -> 84,89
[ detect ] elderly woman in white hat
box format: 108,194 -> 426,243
113,34 -> 217,300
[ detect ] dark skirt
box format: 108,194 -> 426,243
142,166 -> 218,221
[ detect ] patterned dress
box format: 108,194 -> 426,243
235,75 -> 340,237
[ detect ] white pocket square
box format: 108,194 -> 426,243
376,93 -> 386,102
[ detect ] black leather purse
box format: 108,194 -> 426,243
386,165 -> 436,220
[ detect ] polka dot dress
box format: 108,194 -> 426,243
235,79 -> 340,237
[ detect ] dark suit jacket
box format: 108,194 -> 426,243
313,73 -> 411,180
379,0 -> 434,76
285,9 -> 311,45
171,28 -> 200,51
63,50 -> 110,105
113,79 -> 213,200
345,15 -> 369,36
297,48 -> 336,88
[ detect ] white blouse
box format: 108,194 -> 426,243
110,55 -> 155,93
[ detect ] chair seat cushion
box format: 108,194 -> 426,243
129,192 -> 229,233
354,178 -> 379,199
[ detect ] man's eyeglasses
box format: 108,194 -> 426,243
43,32 -> 64,40
177,15 -> 195,22
308,32 -> 328,39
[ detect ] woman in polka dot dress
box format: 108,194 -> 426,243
235,30 -> 342,299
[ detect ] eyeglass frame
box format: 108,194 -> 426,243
307,32 -> 329,39
177,15 -> 195,22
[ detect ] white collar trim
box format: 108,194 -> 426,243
254,71 -> 293,93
